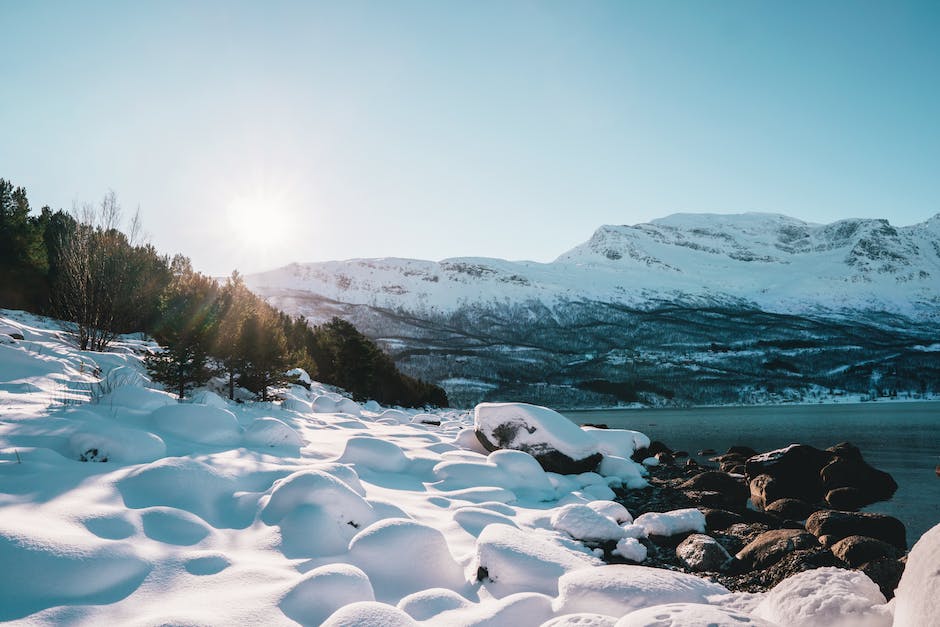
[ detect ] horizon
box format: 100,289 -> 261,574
3,1 -> 940,276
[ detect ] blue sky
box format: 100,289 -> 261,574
2,1 -> 939,275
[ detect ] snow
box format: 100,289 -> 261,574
616,603 -> 779,626
634,508 -> 707,537
890,521 -> 940,627
0,310 -> 923,625
752,567 -> 891,627
474,402 -> 601,461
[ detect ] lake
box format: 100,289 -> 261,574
564,401 -> 940,547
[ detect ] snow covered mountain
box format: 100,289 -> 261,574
247,213 -> 940,407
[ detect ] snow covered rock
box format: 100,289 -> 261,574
68,423 -> 166,464
553,564 -> 729,616
280,564 -> 375,626
616,603 -> 778,626
752,567 -> 890,627
582,427 -> 650,459
432,592 -> 556,626
348,518 -> 465,601
190,389 -> 229,408
474,524 -> 600,597
586,500 -> 633,524
634,508 -> 706,538
338,436 -> 411,473
396,587 -> 472,620
96,385 -> 176,412
613,537 -> 648,562
892,521 -> 940,627
551,504 -> 627,542
243,416 -> 304,448
474,402 -> 603,474
596,455 -> 649,489
150,403 -> 242,446
261,469 -> 375,527
542,614 -> 617,626
321,601 -> 418,627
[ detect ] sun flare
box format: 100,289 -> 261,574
226,189 -> 290,252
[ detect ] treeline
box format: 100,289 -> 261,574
0,178 -> 447,408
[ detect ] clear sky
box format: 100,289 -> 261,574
2,1 -> 939,276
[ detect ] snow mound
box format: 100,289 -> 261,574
286,367 -> 312,386
338,436 -> 411,472
243,416 -> 304,448
280,563 -> 375,626
893,521 -> 940,627
541,614 -> 618,627
474,524 -> 600,597
190,389 -> 229,408
634,508 -> 706,537
553,564 -> 728,616
596,455 -> 649,489
119,457 -> 236,526
96,385 -> 176,412
150,403 -> 242,445
613,537 -> 647,562
583,427 -> 650,458
348,518 -> 466,601
0,527 -> 152,621
752,567 -> 889,627
453,507 -> 518,535
616,602 -> 778,626
432,450 -> 555,501
374,408 -> 412,424
261,469 -> 375,528
140,506 -> 212,545
68,423 -> 166,463
433,591 -> 555,626
397,587 -> 472,620
454,426 -> 490,454
551,504 -> 627,542
586,500 -> 633,524
281,395 -> 312,413
474,402 -> 601,463
321,601 -> 418,627
103,365 -> 150,390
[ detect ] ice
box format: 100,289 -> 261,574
892,521 -> 940,627
150,403 -> 242,446
752,567 -> 890,627
347,518 -> 466,601
553,565 -> 728,616
634,508 -> 706,537
616,602 -> 779,626
279,564 -> 375,626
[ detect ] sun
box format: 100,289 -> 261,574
226,189 -> 290,252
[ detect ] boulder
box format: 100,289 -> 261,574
699,508 -> 744,531
474,403 -> 602,474
675,533 -> 732,572
805,510 -> 906,551
829,535 -> 901,568
726,445 -> 758,458
820,456 -> 897,504
858,556 -> 905,599
679,472 -> 748,511
749,474 -> 786,510
823,487 -> 867,510
745,444 -> 834,503
764,498 -> 816,521
734,528 -> 820,570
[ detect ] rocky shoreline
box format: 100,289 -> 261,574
601,440 -> 907,597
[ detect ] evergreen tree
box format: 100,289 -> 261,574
236,308 -> 292,401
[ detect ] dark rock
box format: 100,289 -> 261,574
824,487 -> 867,510
673,451 -> 689,459
764,498 -> 817,521
683,490 -> 740,510
582,423 -> 608,429
700,508 -> 744,531
474,429 -> 602,475
676,533 -> 732,572
698,448 -> 717,456
655,451 -> 675,465
820,457 -> 897,504
649,441 -> 673,456
724,548 -> 843,591
680,471 -> 749,511
749,474 -> 786,510
858,557 -> 905,600
745,444 -> 835,503
726,464 -> 746,475
713,522 -> 771,555
805,510 -> 906,551
727,446 -> 758,458
735,528 -> 820,570
830,535 -> 902,568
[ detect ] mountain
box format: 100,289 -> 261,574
246,213 -> 940,408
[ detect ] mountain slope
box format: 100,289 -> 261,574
246,213 -> 940,407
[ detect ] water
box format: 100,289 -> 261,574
563,402 -> 940,547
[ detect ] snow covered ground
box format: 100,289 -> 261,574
0,310 -> 935,626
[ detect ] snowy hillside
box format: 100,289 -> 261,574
246,214 -> 940,407
2,310 -> 935,626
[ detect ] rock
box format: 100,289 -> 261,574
764,498 -> 816,521
654,451 -> 674,465
700,508 -> 744,531
829,535 -> 901,568
727,445 -> 758,458
473,403 -> 603,474
745,444 -> 834,504
697,449 -> 716,456
823,487 -> 867,510
713,522 -> 771,556
749,474 -> 786,510
858,557 -> 905,599
675,534 -> 732,572
673,450 -> 689,459
679,472 -> 748,511
734,529 -> 820,570
745,548 -> 843,591
820,456 -> 897,504
805,510 -> 906,551
682,490 -> 741,511
725,463 -> 746,475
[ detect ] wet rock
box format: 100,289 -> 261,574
858,556 -> 905,599
830,535 -> 902,568
734,528 -> 820,570
700,508 -> 744,531
727,446 -> 758,458
673,451 -> 689,459
764,498 -> 816,521
805,510 -> 906,551
824,486 -> 867,510
820,454 -> 897,505
675,534 -> 732,572
745,444 -> 834,504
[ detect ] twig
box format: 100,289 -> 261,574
14,449 -> 21,464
